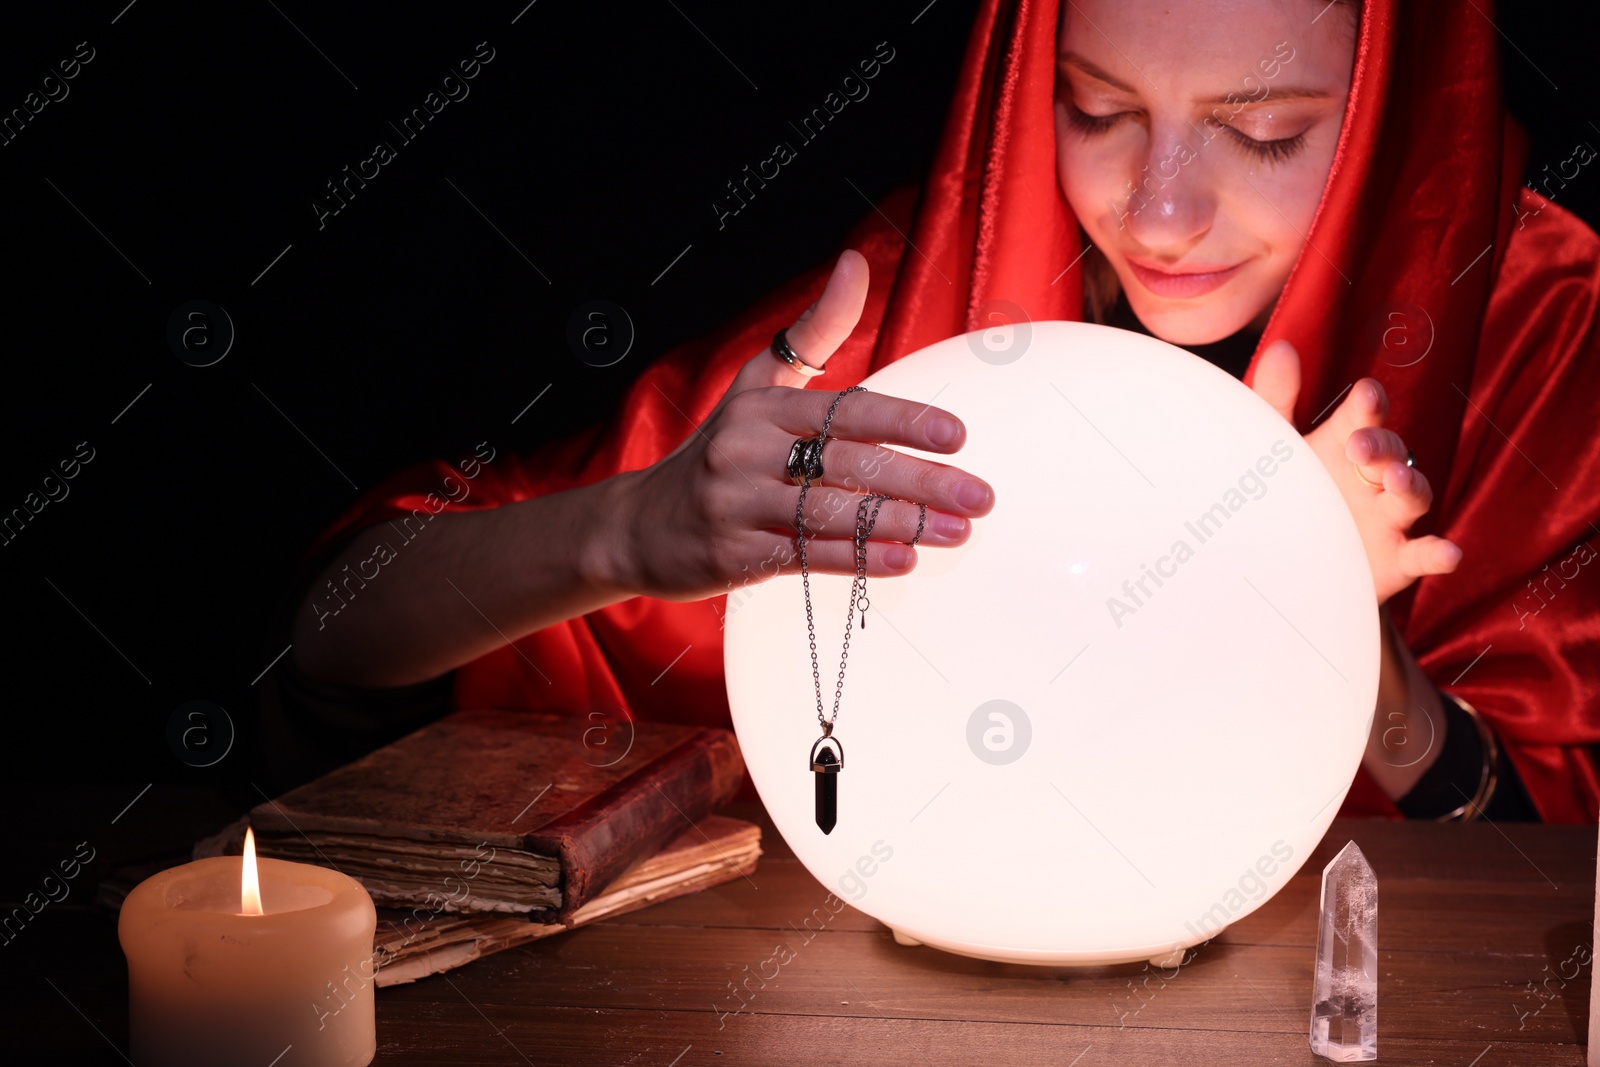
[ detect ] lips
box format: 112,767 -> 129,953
1124,256 -> 1245,299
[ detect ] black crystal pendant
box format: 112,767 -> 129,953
814,754 -> 838,833
810,734 -> 843,834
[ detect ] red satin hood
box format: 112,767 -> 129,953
308,0 -> 1600,821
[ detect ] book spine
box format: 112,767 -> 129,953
522,729 -> 745,925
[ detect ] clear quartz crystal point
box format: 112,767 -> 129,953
1310,840 -> 1378,1061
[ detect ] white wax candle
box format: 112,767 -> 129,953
117,840 -> 376,1067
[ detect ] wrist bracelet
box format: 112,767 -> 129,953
1435,690 -> 1500,822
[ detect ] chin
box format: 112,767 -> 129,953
1121,288 -> 1265,347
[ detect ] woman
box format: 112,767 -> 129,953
276,0 -> 1600,822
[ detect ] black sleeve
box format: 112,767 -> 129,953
252,507 -> 462,795
254,645 -> 455,795
1395,689 -> 1540,821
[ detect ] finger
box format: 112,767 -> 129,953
1345,426 -> 1408,488
1327,377 -> 1389,444
731,249 -> 871,395
767,387 -> 971,458
759,483 -> 970,546
783,250 -> 870,373
1395,535 -> 1463,580
667,251 -> 870,465
1249,339 -> 1301,426
1379,462 -> 1434,527
822,437 -> 992,517
758,422 -> 985,511
747,527 -> 923,578
756,430 -> 992,518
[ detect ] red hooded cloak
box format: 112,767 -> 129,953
305,0 -> 1600,822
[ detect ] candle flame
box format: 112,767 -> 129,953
241,826 -> 264,916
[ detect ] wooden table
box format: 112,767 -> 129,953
14,798 -> 1596,1064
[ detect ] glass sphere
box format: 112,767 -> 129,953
725,321 -> 1379,966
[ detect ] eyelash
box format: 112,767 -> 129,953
1063,102 -> 1306,164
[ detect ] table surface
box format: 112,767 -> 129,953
13,798 -> 1596,1065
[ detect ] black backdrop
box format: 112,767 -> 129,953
1,0 -> 1594,802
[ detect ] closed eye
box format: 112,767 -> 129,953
1217,123 -> 1307,164
1064,96 -> 1310,167
1062,101 -> 1134,136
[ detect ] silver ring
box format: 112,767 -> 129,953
1405,449 -> 1416,468
787,436 -> 825,485
771,328 -> 826,377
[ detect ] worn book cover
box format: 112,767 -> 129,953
241,707 -> 746,924
372,813 -> 762,986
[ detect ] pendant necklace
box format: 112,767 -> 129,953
794,387 -> 927,835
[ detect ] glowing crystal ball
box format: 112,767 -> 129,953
724,320 -> 1379,966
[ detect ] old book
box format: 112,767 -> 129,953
100,813 -> 761,986
372,813 -> 761,986
235,707 -> 747,924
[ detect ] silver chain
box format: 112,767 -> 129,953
793,386 -> 926,735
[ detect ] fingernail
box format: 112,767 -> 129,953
931,511 -> 967,539
928,417 -> 959,447
955,480 -> 991,510
886,546 -> 914,568
1444,543 -> 1463,566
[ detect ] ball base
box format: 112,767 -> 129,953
884,924 -> 1218,968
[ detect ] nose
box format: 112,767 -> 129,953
1118,127 -> 1215,254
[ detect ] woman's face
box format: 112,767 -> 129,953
1054,0 -> 1357,345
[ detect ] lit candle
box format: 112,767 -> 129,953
118,828 -> 377,1067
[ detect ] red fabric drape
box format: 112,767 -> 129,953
308,0 -> 1600,821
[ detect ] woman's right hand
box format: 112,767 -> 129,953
611,248 -> 996,604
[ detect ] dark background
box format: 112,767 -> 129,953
0,0 -> 1595,811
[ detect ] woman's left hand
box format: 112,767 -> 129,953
1250,338 -> 1463,605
